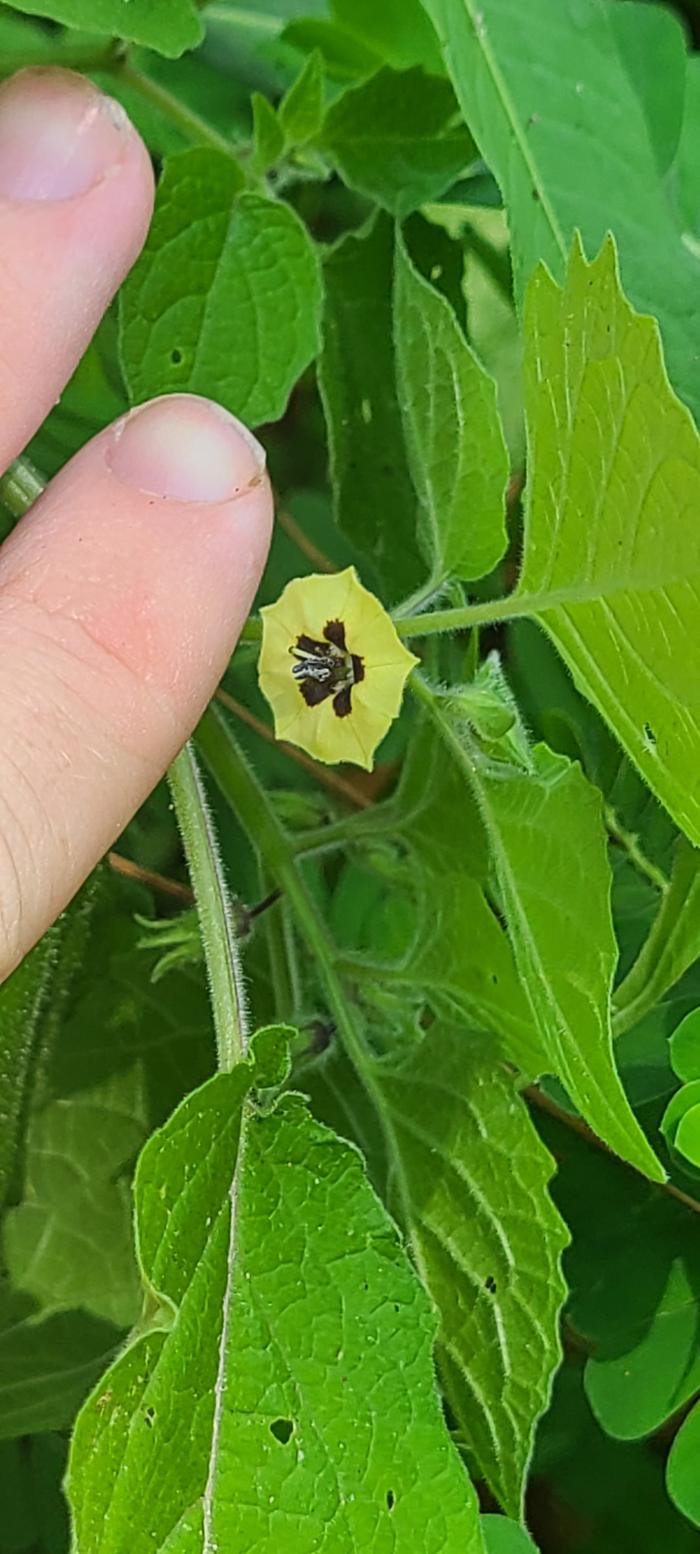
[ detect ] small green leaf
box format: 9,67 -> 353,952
320,67 -> 475,216
279,49 -> 324,145
670,1008 -> 700,1081
614,841 -> 700,1034
68,1030 -> 483,1552
480,1515 -> 539,1554
427,694 -> 664,1180
375,1026 -> 568,1516
1,0 -> 202,55
394,232 -> 508,582
121,149 -> 322,427
518,237 -> 700,847
318,212 -> 424,595
251,92 -> 285,174
673,1103 -> 700,1168
668,1400 -> 700,1528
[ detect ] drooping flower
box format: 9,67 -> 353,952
258,567 -> 418,770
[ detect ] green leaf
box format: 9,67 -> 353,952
375,1026 -> 568,1516
670,54 -> 700,236
668,1400 -> 700,1528
279,49 -> 325,144
1,0 -> 202,55
427,693 -> 663,1180
68,1030 -> 484,1553
670,1008 -> 700,1081
0,882 -> 99,1210
422,0 -> 700,424
321,67 -> 475,216
614,842 -> 700,1035
394,232 -> 508,582
480,1515 -> 539,1554
332,0 -> 444,72
0,1289 -> 118,1441
3,1065 -> 146,1328
610,0 -> 687,178
120,149 -> 322,427
318,212 -> 424,595
515,236 -> 700,848
251,92 -> 285,173
283,17 -> 382,80
547,1112 -> 700,1442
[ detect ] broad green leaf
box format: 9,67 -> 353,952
319,212 -> 424,595
480,1516 -> 538,1554
671,54 -> 700,236
515,237 -> 700,848
429,695 -> 663,1179
375,1026 -> 568,1516
3,1065 -> 146,1328
332,0 -> 444,72
121,150 -> 322,427
321,67 -> 475,216
610,1 -> 687,178
2,0 -> 202,55
379,723 -> 541,1072
395,231 -> 508,581
283,17 -> 382,80
668,1401 -> 700,1528
0,1289 -> 118,1440
421,0 -> 700,424
68,1030 -> 484,1553
614,842 -> 700,1035
279,49 -> 324,144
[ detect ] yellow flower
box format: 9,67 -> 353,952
258,568 -> 418,770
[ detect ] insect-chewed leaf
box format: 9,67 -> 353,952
68,1027 -> 483,1554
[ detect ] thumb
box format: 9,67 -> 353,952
0,393 -> 272,979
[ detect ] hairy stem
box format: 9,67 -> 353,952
115,61 -> 239,159
168,744 -> 247,1069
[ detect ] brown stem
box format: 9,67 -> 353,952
214,687 -> 371,808
108,851 -> 193,903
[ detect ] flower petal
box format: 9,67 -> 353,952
258,567 -> 417,769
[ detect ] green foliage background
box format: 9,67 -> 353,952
1,1 -> 700,1550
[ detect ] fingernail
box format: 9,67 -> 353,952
108,395 -> 266,503
0,68 -> 132,202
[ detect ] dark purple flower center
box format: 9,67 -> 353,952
290,618 -> 365,719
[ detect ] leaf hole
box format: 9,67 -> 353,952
143,1406 -> 156,1428
170,348 -> 184,365
643,722 -> 657,749
270,1417 -> 295,1445
485,1274 -> 497,1294
386,1489 -> 396,1512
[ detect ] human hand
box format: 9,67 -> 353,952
0,67 -> 273,982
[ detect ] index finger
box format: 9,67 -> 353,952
0,67 -> 154,469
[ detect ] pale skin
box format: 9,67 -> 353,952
0,67 -> 273,981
